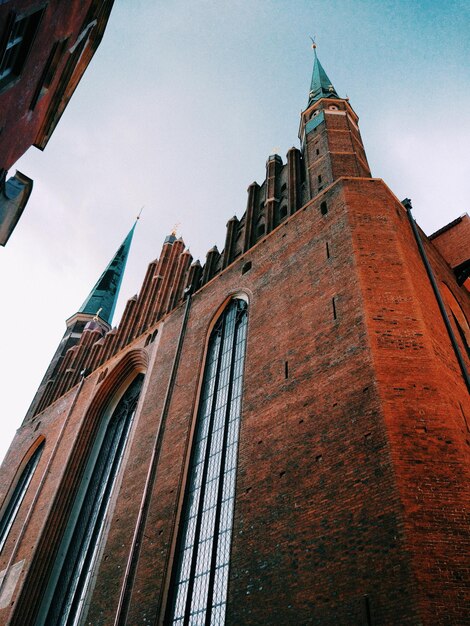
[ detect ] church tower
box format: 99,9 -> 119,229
0,48 -> 468,626
25,222 -> 136,420
300,42 -> 371,194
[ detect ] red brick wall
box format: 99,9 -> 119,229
1,178 -> 468,625
304,100 -> 371,198
346,178 -> 470,625
430,214 -> 470,269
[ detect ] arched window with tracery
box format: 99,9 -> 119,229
0,438 -> 45,553
167,297 -> 248,625
37,373 -> 144,626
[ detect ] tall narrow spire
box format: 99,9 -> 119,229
79,221 -> 136,325
308,43 -> 339,107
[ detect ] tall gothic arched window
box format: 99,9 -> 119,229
37,373 -> 144,626
167,297 -> 248,625
0,439 -> 45,553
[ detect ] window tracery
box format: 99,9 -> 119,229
168,298 -> 248,625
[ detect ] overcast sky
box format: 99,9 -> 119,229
0,0 -> 469,463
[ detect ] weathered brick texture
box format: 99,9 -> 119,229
430,214 -> 470,269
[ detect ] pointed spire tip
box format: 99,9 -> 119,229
307,43 -> 339,106
77,224 -> 135,325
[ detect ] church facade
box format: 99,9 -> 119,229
0,49 -> 469,625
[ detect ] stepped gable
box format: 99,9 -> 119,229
29,138 -> 309,418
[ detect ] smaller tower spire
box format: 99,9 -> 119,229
308,40 -> 339,106
24,221 -> 137,421
79,221 -> 136,325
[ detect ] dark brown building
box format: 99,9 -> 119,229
0,48 -> 469,625
0,0 -> 114,245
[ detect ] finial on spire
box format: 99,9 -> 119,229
93,307 -> 103,321
136,206 -> 144,221
171,222 -> 181,236
309,35 -> 316,50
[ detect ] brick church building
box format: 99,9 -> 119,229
0,47 -> 469,625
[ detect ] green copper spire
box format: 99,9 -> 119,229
308,43 -> 339,106
78,221 -> 137,325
